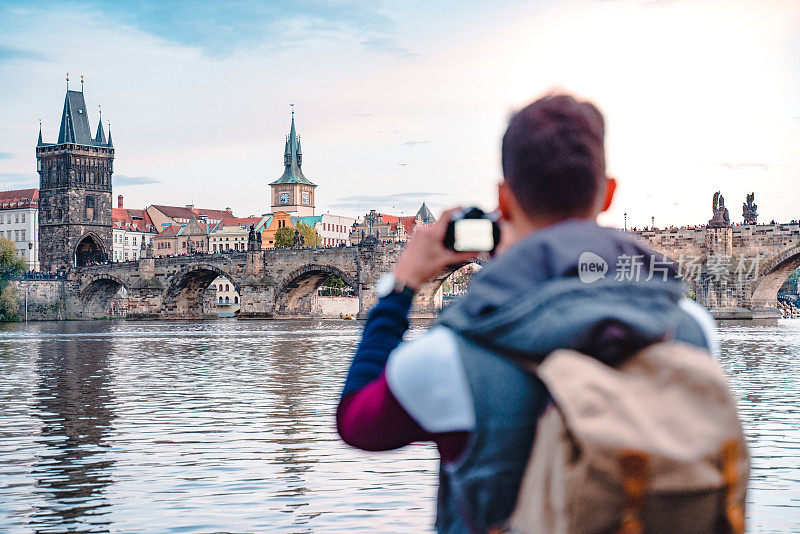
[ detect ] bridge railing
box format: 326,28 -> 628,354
14,272 -> 66,281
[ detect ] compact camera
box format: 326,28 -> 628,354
443,207 -> 501,253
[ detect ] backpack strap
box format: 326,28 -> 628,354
616,451 -> 649,534
721,439 -> 745,534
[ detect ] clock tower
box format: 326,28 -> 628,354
269,110 -> 316,216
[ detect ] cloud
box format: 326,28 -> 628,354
2,0 -> 405,57
402,140 -> 430,146
0,173 -> 37,188
0,45 -> 47,62
330,191 -> 446,213
114,174 -> 161,186
720,162 -> 770,171
360,36 -> 416,57
0,151 -> 14,160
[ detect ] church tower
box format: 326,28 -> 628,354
36,78 -> 114,271
269,110 -> 316,216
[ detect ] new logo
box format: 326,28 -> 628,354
578,252 -> 608,283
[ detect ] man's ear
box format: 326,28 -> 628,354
600,177 -> 616,213
498,181 -> 513,220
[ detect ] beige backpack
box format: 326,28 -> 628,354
499,341 -> 749,534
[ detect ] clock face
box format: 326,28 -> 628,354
280,192 -> 290,204
302,192 -> 310,205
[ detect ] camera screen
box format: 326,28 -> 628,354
453,219 -> 494,252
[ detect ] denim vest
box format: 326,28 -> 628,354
435,335 -> 548,533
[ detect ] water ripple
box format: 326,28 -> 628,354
0,319 -> 797,532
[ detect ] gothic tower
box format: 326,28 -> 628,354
36,81 -> 114,271
269,110 -> 316,216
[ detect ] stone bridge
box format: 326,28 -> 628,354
16,223 -> 800,321
63,243 -> 453,320
632,223 -> 800,319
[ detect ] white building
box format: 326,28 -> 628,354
112,198 -> 157,262
0,188 -> 39,271
298,213 -> 354,247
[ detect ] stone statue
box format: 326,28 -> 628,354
247,225 -> 257,252
256,230 -> 262,250
708,191 -> 730,228
146,241 -> 153,259
742,192 -> 758,225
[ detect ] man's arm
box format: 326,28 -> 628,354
337,210 -> 478,456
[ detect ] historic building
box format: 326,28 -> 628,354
146,204 -> 234,230
112,196 -> 157,262
151,217 -> 213,257
209,217 -> 261,253
349,203 -> 436,245
36,83 -> 114,271
269,111 -> 317,217
0,189 -> 40,271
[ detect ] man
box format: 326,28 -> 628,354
337,94 -> 716,533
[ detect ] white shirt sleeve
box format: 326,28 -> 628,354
679,298 -> 720,358
385,326 -> 476,433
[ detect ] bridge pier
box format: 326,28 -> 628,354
238,285 -> 276,319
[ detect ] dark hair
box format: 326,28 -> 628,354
501,94 -> 606,219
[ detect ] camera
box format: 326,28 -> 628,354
443,207 -> 501,253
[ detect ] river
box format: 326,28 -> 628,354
0,319 -> 798,533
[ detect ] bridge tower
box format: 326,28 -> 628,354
36,79 -> 114,271
269,109 -> 317,217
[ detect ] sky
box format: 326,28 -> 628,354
0,0 -> 798,228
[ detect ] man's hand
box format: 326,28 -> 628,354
393,208 -> 481,290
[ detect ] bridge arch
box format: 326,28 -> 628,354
750,245 -> 800,309
74,232 -> 107,267
410,261 -> 483,318
81,273 -> 128,318
163,262 -> 241,318
275,264 -> 358,316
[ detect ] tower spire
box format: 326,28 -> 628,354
37,119 -> 43,146
107,122 -> 113,147
94,105 -> 106,145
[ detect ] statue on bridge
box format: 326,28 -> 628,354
708,191 -> 730,228
248,225 -> 257,252
742,192 -> 758,225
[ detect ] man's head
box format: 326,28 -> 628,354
499,93 -> 615,230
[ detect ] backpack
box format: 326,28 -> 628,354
499,341 -> 749,534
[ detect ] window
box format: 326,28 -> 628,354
302,191 -> 310,205
133,237 -> 137,246
21,213 -> 25,223
85,196 -> 95,220
14,230 -> 19,241
219,297 -> 224,304
21,230 -> 25,241
124,252 -> 128,261
225,296 -> 230,305
225,284 -> 230,291
234,296 -> 238,304
280,192 -> 290,204
15,213 -> 19,223
124,236 -> 129,245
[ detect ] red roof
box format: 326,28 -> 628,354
0,188 -> 38,210
399,216 -> 417,235
195,208 -> 235,220
151,205 -> 197,220
151,205 -> 235,222
218,216 -> 261,227
155,224 -> 182,238
113,208 -> 157,233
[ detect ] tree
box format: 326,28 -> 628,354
296,221 -> 321,247
0,238 -> 26,322
274,226 -> 295,248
